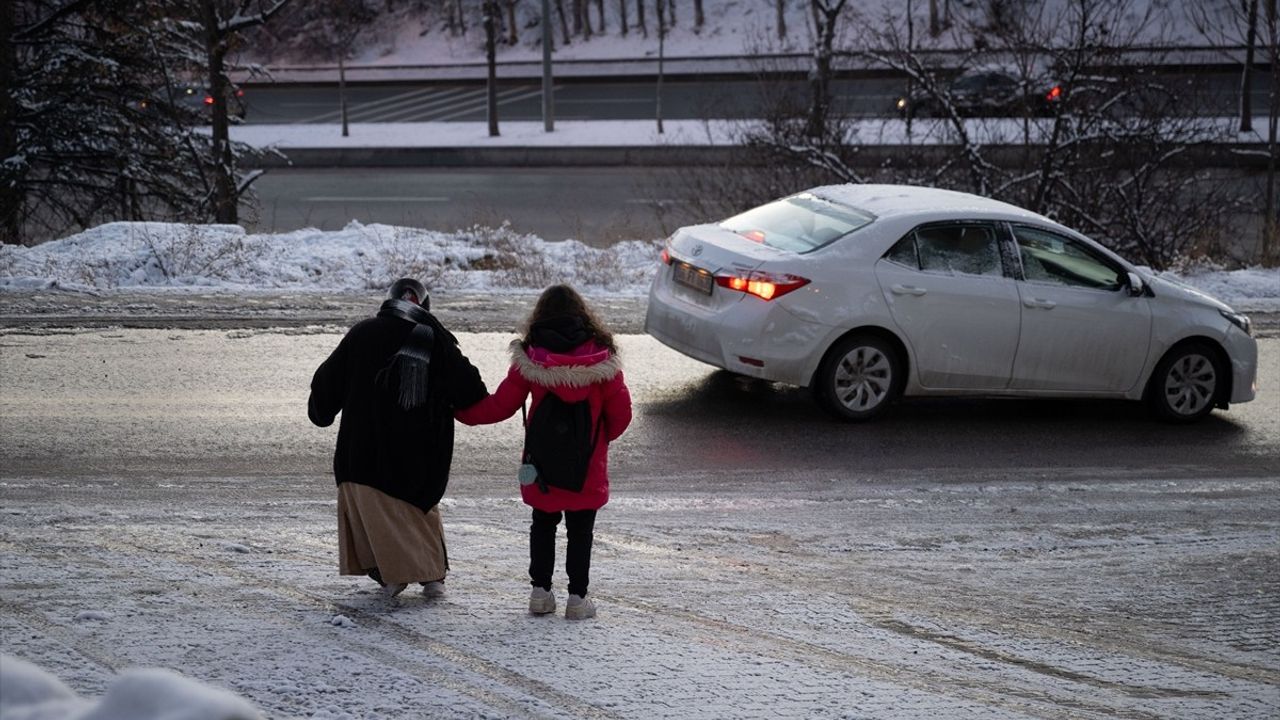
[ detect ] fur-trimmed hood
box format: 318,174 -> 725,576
508,339 -> 622,393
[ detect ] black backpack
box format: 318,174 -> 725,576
522,394 -> 602,494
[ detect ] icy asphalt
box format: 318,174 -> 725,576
0,295 -> 1277,719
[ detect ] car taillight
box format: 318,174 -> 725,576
660,247 -> 671,265
737,230 -> 766,243
235,89 -> 245,97
714,271 -> 810,301
204,95 -> 215,105
1045,85 -> 1062,102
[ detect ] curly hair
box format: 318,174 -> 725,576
523,284 -> 617,353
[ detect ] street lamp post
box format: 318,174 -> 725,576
542,0 -> 554,132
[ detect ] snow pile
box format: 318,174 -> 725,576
0,221 -> 662,295
2,221 -> 1275,309
0,654 -> 261,720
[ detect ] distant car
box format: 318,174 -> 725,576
895,68 -> 1062,118
139,84 -> 246,120
645,185 -> 1257,422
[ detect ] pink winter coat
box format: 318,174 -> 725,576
456,339 -> 632,512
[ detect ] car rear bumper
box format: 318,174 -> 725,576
644,270 -> 830,387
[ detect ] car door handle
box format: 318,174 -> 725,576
1023,298 -> 1057,309
891,284 -> 928,296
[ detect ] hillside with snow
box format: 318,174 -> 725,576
250,0 -> 1210,68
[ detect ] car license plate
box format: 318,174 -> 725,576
673,261 -> 713,295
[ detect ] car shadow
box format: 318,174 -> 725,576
639,370 -> 1252,473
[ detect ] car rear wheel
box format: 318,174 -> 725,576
1147,343 -> 1225,423
813,334 -> 903,422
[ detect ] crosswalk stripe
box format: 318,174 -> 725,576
430,87 -> 547,122
348,87 -> 477,123
301,86 -> 442,123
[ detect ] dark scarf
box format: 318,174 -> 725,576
376,299 -> 435,410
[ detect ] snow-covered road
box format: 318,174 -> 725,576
1,329 -> 1278,718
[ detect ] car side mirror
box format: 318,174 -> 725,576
1126,272 -> 1145,297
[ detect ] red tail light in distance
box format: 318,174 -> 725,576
715,271 -> 810,301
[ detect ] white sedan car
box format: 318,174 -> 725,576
645,184 -> 1258,422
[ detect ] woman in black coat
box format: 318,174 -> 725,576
308,279 -> 487,597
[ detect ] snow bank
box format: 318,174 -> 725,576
0,655 -> 261,720
2,221 -> 1274,309
0,221 -> 662,296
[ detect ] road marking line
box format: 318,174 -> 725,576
303,196 -> 450,202
302,86 -> 462,123
557,98 -> 653,104
382,86 -> 535,123
431,88 -> 546,122
348,87 -> 478,122
374,87 -> 500,123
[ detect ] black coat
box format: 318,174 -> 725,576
308,312 -> 487,512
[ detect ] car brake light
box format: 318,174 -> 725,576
714,271 -> 810,301
660,247 -> 671,265
235,89 -> 245,97
204,95 -> 215,105
1046,85 -> 1062,102
738,230 -> 766,243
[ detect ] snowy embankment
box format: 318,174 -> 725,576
0,222 -> 661,296
227,118 -> 1268,150
0,654 -> 260,720
2,222 -> 1276,312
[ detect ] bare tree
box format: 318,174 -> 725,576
776,0 -> 786,40
807,0 -> 849,140
484,0 -> 499,136
555,0 -> 571,44
1264,0 -> 1278,263
506,0 -> 519,43
618,0 -> 628,36
184,0 -> 291,224
1191,0 -> 1260,133
596,0 -> 606,32
693,0 -> 704,30
636,0 -> 647,37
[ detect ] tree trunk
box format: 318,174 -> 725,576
1242,0 -> 1259,133
776,0 -> 785,41
637,0 -> 647,37
618,0 -> 628,36
507,0 -> 519,44
339,52 -> 349,137
1265,0 -> 1278,264
693,0 -> 704,29
669,0 -> 677,26
928,0 -> 939,36
0,0 -> 20,243
597,0 -> 606,33
555,0 -> 571,44
485,0 -> 500,136
202,1 -> 237,224
657,0 -> 665,133
456,0 -> 467,33
572,0 -> 582,34
808,2 -> 841,141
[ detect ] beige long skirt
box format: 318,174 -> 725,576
337,482 -> 448,585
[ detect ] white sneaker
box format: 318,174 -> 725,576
528,587 -> 556,615
383,582 -> 408,598
564,594 -> 596,620
421,581 -> 445,599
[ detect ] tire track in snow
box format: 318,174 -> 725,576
124,526 -> 1179,720
73,534 -> 621,720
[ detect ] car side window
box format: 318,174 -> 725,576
1013,226 -> 1123,291
884,235 -> 919,269
915,225 -> 1002,277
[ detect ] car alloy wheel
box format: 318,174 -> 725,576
1148,343 -> 1224,423
815,334 -> 903,421
1163,353 -> 1217,417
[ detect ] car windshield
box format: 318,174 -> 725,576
719,193 -> 874,253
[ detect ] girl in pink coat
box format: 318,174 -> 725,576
457,285 -> 632,619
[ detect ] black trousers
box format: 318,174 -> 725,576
529,508 -> 598,597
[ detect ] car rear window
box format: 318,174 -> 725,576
719,193 -> 874,254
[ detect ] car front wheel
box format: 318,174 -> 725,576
1147,343 -> 1225,423
813,334 -> 903,422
